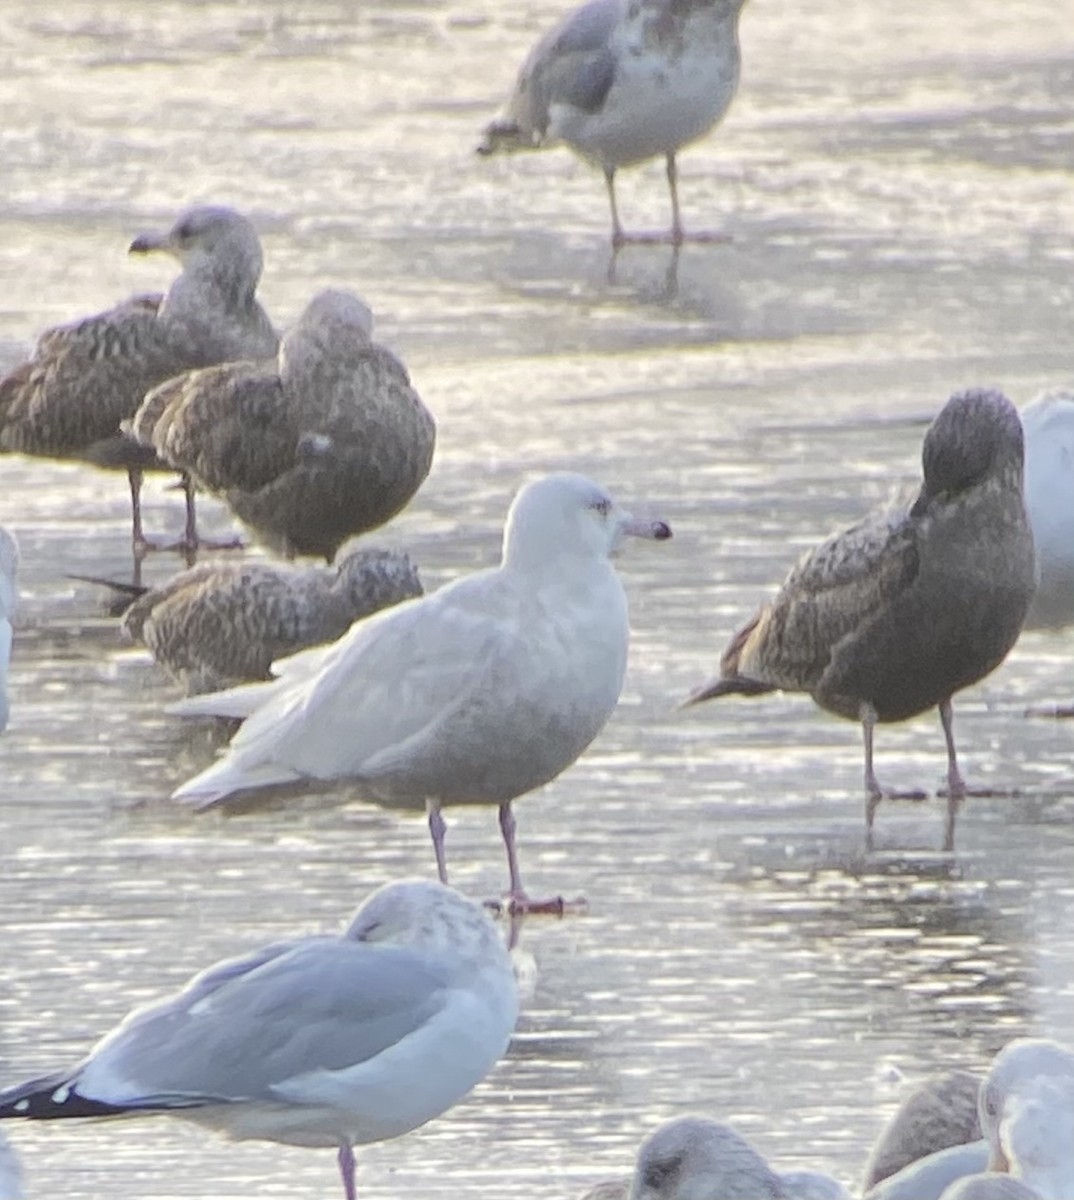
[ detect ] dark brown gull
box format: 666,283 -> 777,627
0,206 -> 277,550
115,545 -> 423,695
169,472 -> 671,912
129,289 -> 435,562
0,879 -> 518,1200
478,0 -> 748,246
685,388 -> 1036,852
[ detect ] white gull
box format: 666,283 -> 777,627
0,879 -> 518,1200
169,472 -> 671,911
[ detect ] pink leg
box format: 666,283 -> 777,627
128,467 -> 147,554
497,802 -> 568,916
427,799 -> 450,884
860,701 -> 927,849
337,1144 -> 357,1200
939,698 -> 964,853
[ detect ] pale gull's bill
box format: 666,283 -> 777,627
684,388 -> 1036,853
0,879 -> 519,1200
579,1115 -> 850,1200
478,0 -> 749,247
169,472 -> 671,912
0,205 -> 277,553
0,527 -> 17,733
128,288 -> 435,562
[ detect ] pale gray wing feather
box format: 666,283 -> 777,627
81,941 -> 454,1104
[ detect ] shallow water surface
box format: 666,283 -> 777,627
1,1 -> 1073,1197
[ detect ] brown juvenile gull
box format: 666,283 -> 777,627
168,472 -> 672,913
478,0 -> 748,247
579,1116 -> 850,1200
129,288 -> 434,562
685,389 -> 1036,852
0,879 -> 518,1200
0,206 -> 278,550
112,545 -> 422,695
864,1070 -> 984,1191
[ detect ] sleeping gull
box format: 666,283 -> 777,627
94,545 -> 421,694
169,472 -> 671,911
863,1070 -> 983,1191
478,0 -> 748,246
867,1039 -> 1074,1200
0,878 -> 518,1200
684,388 -> 1036,852
0,206 -> 277,551
0,528 -> 18,733
579,1116 -> 850,1200
129,288 -> 435,561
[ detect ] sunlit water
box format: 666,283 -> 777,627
1,1 -> 1073,1197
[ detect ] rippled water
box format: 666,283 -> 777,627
1,1 -> 1073,1197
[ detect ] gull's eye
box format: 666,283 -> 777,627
590,497 -> 612,517
642,1157 -> 679,1191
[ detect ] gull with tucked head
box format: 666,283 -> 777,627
0,879 -> 518,1200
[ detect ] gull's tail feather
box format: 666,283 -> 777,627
171,758 -> 302,808
476,120 -> 536,156
167,678 -> 282,721
0,1073 -> 132,1121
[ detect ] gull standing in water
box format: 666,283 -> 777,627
0,206 -> 277,551
170,472 -> 671,911
685,389 -> 1036,852
479,0 -> 749,246
0,879 -> 518,1200
129,289 -> 434,562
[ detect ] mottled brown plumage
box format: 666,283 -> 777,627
687,389 -> 1036,850
863,1070 -> 983,1191
131,289 -> 435,561
0,207 -> 277,548
121,545 -> 422,695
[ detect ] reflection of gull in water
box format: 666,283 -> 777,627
0,1130 -> 23,1200
1020,389 -> 1074,718
685,389 -> 1036,853
1021,389 -> 1074,631
478,0 -> 748,247
130,289 -> 435,562
111,545 -> 422,695
579,1116 -> 850,1200
864,1070 -> 983,1191
0,206 -> 277,551
169,473 -> 671,911
0,879 -> 518,1200
0,528 -> 18,733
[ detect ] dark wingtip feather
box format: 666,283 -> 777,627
0,1074 -> 131,1121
